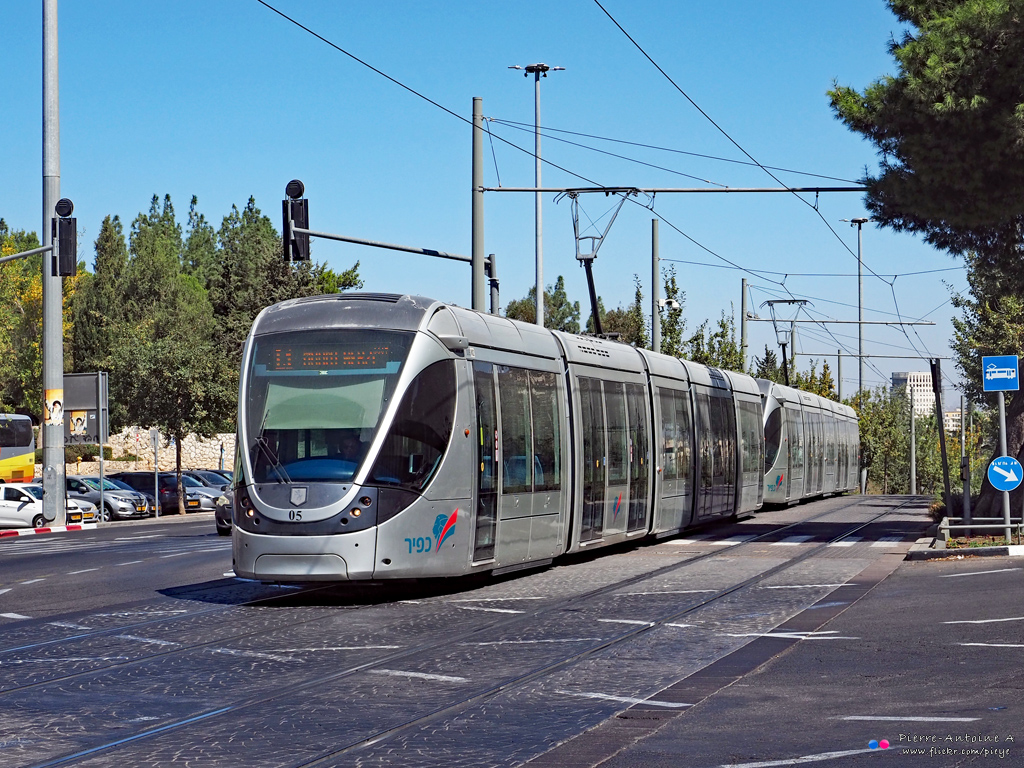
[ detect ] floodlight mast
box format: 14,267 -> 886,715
761,299 -> 810,386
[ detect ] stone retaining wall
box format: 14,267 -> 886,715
37,429 -> 236,477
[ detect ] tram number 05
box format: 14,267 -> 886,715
405,537 -> 432,554
288,510 -> 302,521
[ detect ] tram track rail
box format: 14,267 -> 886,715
11,495 -> 916,768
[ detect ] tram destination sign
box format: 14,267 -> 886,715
982,355 -> 1019,392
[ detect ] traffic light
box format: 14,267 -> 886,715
282,180 -> 309,261
52,198 -> 77,277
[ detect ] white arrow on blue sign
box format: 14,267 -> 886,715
988,456 -> 1023,492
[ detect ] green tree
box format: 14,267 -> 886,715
0,221 -> 41,413
684,309 -> 743,371
658,265 -> 686,357
603,275 -> 650,348
828,0 -> 1024,512
504,276 -> 581,333
855,385 -> 911,495
752,345 -> 783,382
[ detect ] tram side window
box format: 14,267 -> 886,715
674,392 -> 693,484
739,401 -> 761,474
789,409 -> 804,470
764,406 -> 782,471
697,393 -> 713,486
530,371 -> 561,492
659,391 -> 677,481
369,360 -> 456,492
499,367 -> 533,494
606,383 -> 628,485
720,396 -> 737,484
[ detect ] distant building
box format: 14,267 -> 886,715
944,409 -> 962,434
891,372 -> 936,418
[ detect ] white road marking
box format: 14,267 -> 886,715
667,534 -> 711,544
209,647 -> 295,663
19,579 -> 44,585
944,616 -> 1024,625
772,535 -> 813,546
0,588 -> 11,595
48,621 -> 92,630
269,645 -> 402,652
829,537 -> 862,547
159,553 -> 189,558
5,656 -> 129,664
114,535 -> 161,541
957,642 -> 1024,648
665,623 -> 697,629
807,601 -> 849,610
763,584 -> 846,589
115,561 -> 143,567
723,631 -> 860,641
92,610 -> 187,617
618,589 -> 717,596
66,568 -> 99,575
223,572 -> 235,577
713,748 -> 877,767
555,690 -> 692,708
369,669 -> 467,683
456,606 -> 524,614
451,597 -> 545,602
871,536 -> 905,548
841,715 -> 980,722
466,638 -> 602,646
598,619 -> 655,627
709,534 -> 758,546
0,613 -> 31,619
940,568 -> 1021,578
114,635 -> 180,646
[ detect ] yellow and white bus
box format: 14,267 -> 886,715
0,414 -> 35,484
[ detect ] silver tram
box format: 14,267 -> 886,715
231,293 -> 858,582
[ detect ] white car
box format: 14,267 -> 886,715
0,483 -> 86,528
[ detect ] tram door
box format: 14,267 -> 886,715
603,382 -> 630,536
695,391 -> 713,518
472,363 -> 498,562
625,383 -> 650,533
786,406 -> 804,499
658,388 -> 693,531
579,378 -> 606,542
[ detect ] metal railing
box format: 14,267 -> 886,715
940,517 -> 1024,545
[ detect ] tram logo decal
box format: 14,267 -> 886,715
433,509 -> 458,552
612,493 -> 623,521
768,473 -> 784,492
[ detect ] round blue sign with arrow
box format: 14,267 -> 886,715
988,456 -> 1023,492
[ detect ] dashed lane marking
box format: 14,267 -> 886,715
944,616 -> 1024,625
456,606 -> 525,614
450,597 -> 545,602
940,567 -> 1021,578
465,638 -> 603,646
19,579 -> 44,584
870,536 -> 906,548
369,669 -> 468,683
772,535 -> 814,546
710,534 -> 758,546
598,619 -> 655,627
957,642 -> 1024,648
48,622 -> 92,630
0,588 -> 11,595
209,647 -> 295,663
114,635 -> 180,646
762,584 -> 847,589
712,748 -> 877,767
618,589 -> 717,596
555,690 -> 692,708
66,569 -> 98,575
269,645 -> 402,652
0,613 -> 32,619
840,715 -> 980,722
828,537 -> 862,547
115,561 -> 143,566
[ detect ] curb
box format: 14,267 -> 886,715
0,524 -> 98,539
906,538 -> 1024,560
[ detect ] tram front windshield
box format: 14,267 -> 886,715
245,330 -> 412,483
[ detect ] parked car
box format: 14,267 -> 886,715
66,475 -> 149,521
182,469 -> 231,492
105,477 -> 156,516
110,472 -> 205,514
0,483 -> 86,528
214,489 -> 232,536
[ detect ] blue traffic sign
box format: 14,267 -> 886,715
983,355 -> 1019,392
988,456 -> 1023,492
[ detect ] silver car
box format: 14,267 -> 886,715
66,475 -> 149,522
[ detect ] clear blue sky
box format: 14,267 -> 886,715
1,1 -> 968,398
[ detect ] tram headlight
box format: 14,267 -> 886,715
351,508 -> 361,517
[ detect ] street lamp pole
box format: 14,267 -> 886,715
843,217 -> 869,405
510,63 -> 564,327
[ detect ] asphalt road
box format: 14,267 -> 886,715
0,497 -> 948,768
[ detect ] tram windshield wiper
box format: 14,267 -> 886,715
253,411 -> 291,484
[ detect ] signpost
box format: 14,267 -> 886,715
982,355 -> 1019,542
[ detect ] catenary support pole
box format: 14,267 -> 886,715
652,219 -> 660,354
740,278 -> 747,370
909,385 -> 916,495
487,253 -> 500,315
837,351 -> 842,401
533,74 -> 543,326
471,97 -> 485,312
42,0 -> 65,526
962,396 -> 971,534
